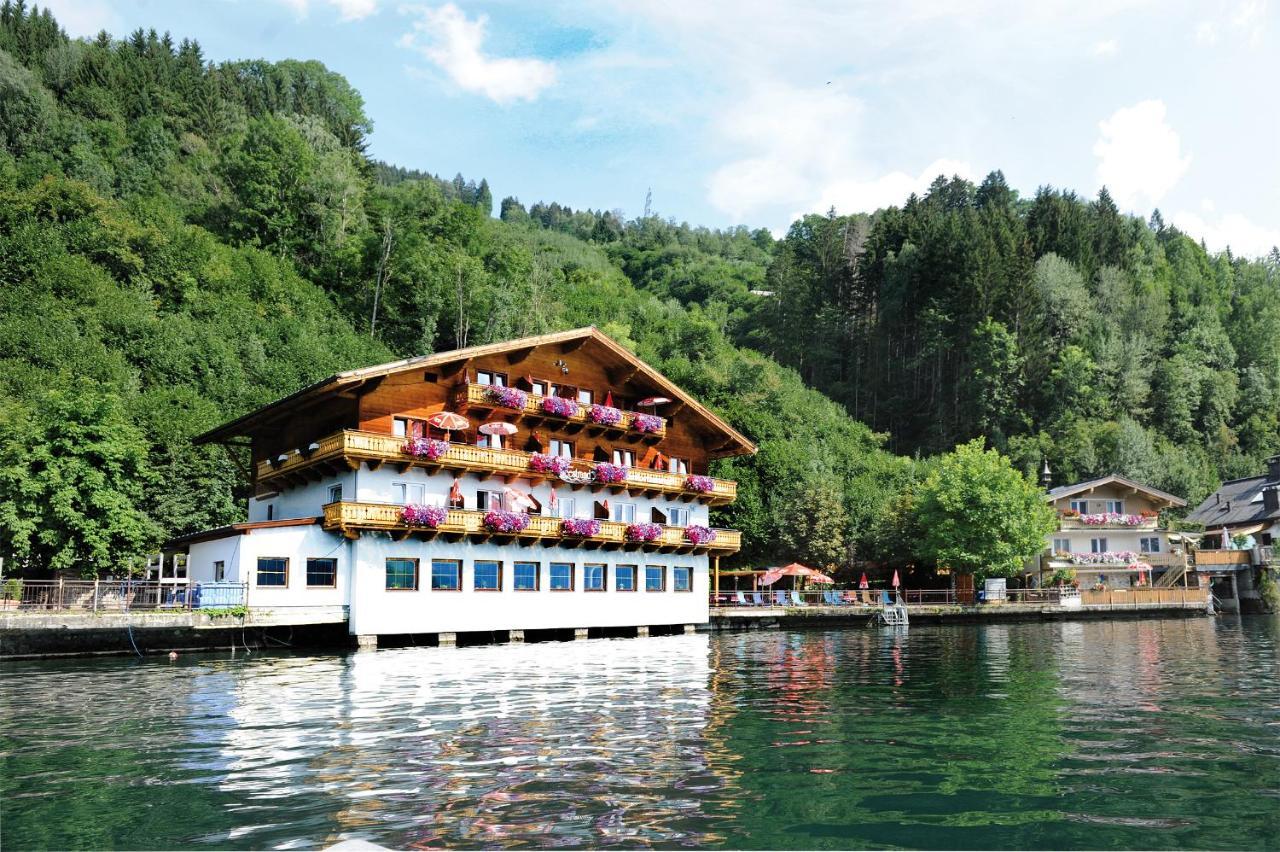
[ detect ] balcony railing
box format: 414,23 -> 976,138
1046,551 -> 1186,568
258,430 -> 736,504
452,383 -> 667,440
1057,516 -> 1159,531
322,502 -> 742,554
1195,549 -> 1255,566
0,580 -> 247,612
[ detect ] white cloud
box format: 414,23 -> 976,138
1171,209 -> 1280,258
808,159 -> 976,221
1195,21 -> 1220,43
399,4 -> 556,104
1197,0 -> 1269,46
275,0 -> 379,20
1093,100 -> 1191,209
1092,38 -> 1119,56
38,0 -> 118,37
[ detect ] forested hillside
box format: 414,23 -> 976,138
1,3 -> 1276,579
0,3 -> 902,575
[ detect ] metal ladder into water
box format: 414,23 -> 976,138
878,602 -> 909,626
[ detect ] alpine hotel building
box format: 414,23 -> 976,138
174,328 -> 754,646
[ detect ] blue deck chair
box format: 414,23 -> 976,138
824,590 -> 838,605
734,591 -> 748,606
880,590 -> 893,605
790,590 -> 806,606
773,590 -> 788,606
751,592 -> 765,606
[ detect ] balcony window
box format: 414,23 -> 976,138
514,561 -> 539,591
1090,538 -> 1108,553
611,503 -> 636,523
431,559 -> 461,591
386,558 -> 418,591
328,484 -> 342,504
616,565 -> 637,592
577,388 -> 594,405
474,560 -> 502,591
1070,499 -> 1088,513
612,449 -> 636,467
394,417 -> 429,439
668,457 -> 689,474
584,563 -> 607,592
214,560 -> 226,582
395,482 -> 429,505
1139,537 -> 1161,554
549,439 -> 574,458
306,558 -> 337,588
645,565 -> 666,592
477,489 -> 505,511
530,379 -> 548,396
669,507 -> 690,527
673,566 -> 692,592
476,432 -> 505,449
1053,538 -> 1071,553
555,498 -> 576,519
1105,500 -> 1124,514
550,562 -> 574,591
476,369 -> 507,387
257,557 -> 288,587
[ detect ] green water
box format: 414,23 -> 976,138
2,617 -> 1278,850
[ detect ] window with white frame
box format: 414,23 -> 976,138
394,482 -> 427,505
667,457 -> 689,474
477,489 -> 505,511
1139,536 -> 1161,553
549,439 -> 574,458
476,432 -> 505,449
668,506 -> 690,527
1105,500 -> 1124,514
1091,537 -> 1108,553
530,379 -> 548,396
555,498 -> 576,519
1053,538 -> 1071,553
476,369 -> 506,387
1070,499 -> 1088,513
611,502 -> 636,523
576,388 -> 594,405
328,484 -> 342,504
214,560 -> 226,582
612,449 -> 636,467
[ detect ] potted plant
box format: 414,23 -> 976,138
561,518 -> 601,537
401,505 -> 449,528
483,510 -> 531,533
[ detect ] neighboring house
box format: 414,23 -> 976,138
1184,455 -> 1280,612
165,327 -> 755,645
1037,474 -> 1189,589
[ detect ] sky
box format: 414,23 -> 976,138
42,0 -> 1280,257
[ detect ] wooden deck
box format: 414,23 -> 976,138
257,429 -> 736,504
322,502 -> 742,554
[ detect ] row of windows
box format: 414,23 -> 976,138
256,557 -> 337,588
384,559 -> 693,593
1052,537 -> 1162,554
1068,499 -> 1125,514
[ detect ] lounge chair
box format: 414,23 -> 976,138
751,592 -> 765,606
734,591 -> 749,606
789,590 -> 806,606
880,590 -> 893,605
842,591 -> 859,605
773,590 -> 788,606
827,591 -> 842,605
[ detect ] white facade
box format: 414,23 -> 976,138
190,467 -> 713,636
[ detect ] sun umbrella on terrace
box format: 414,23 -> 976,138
636,396 -> 672,408
859,573 -> 869,589
603,391 -> 615,407
427,411 -> 470,441
891,569 -> 901,588
479,421 -> 518,436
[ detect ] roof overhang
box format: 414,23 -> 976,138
1045,475 -> 1186,508
193,327 -> 757,459
163,517 -> 320,549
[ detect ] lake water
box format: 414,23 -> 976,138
2,617 -> 1279,850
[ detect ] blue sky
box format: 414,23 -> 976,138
44,0 -> 1280,256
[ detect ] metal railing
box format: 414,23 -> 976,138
256,429 -> 736,504
323,502 -> 742,553
709,585 -> 1207,609
0,580 -> 247,612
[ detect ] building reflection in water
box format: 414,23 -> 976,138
205,636 -> 732,849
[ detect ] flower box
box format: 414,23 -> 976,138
1067,550 -> 1139,565
401,504 -> 448,528
529,453 -> 571,476
594,462 -> 628,484
625,522 -> 662,543
485,386 -> 528,410
632,413 -> 663,434
403,437 -> 448,461
684,475 -> 715,493
587,404 -> 623,426
1079,513 -> 1146,526
560,518 -> 601,537
1059,508 -> 1081,518
684,525 -> 717,545
540,396 -> 580,418
483,511 -> 530,534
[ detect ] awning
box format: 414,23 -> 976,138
1225,523 -> 1265,537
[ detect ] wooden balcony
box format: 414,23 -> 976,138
1046,551 -> 1186,569
321,502 -> 742,554
451,383 -> 667,443
258,430 -> 736,504
1195,549 -> 1254,566
1057,516 -> 1159,531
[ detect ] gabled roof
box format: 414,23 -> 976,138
1045,474 -> 1186,508
193,326 -> 757,458
1185,474 -> 1280,528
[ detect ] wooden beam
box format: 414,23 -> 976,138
438,358 -> 470,378
506,345 -> 537,365
366,458 -> 383,472
559,337 -> 588,354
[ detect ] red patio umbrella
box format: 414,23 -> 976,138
603,391 -> 614,407
428,411 -> 470,440
859,573 -> 869,589
891,569 -> 900,588
479,421 -> 518,436
636,396 -> 671,408
448,478 -> 462,507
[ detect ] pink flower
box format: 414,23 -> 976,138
684,525 -> 717,545
402,438 -> 448,461
483,511 -> 530,533
485,386 -> 528,409
588,404 -> 623,426
685,475 -> 715,493
632,413 -> 663,434
625,522 -> 662,542
529,453 -> 571,475
561,518 -> 601,537
541,396 -> 580,418
594,462 -> 628,484
401,504 -> 448,528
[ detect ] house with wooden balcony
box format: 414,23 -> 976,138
1184,454 -> 1280,612
168,327 -> 755,647
1036,473 -> 1190,589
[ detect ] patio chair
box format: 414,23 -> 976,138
828,591 -> 843,605
842,591 -> 859,605
773,590 -> 788,606
734,591 -> 749,606
879,590 -> 893,605
789,590 -> 806,606
751,592 -> 765,606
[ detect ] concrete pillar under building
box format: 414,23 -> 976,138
508,629 -> 525,643
573,628 -> 589,641
1231,572 -> 1241,613
636,626 -> 650,637
355,634 -> 377,651
683,624 -> 697,635
437,632 -> 457,647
